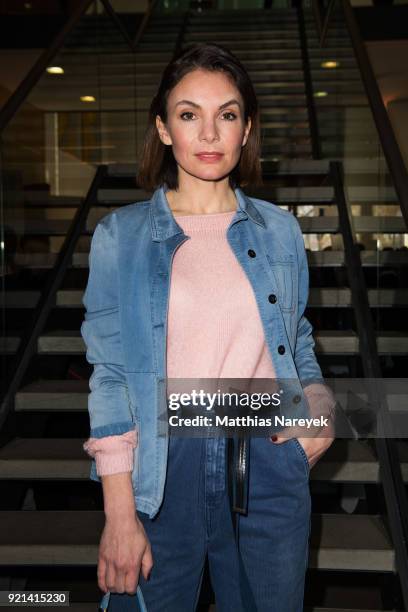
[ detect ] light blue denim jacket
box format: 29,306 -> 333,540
81,183 -> 325,519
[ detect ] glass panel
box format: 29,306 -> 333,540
304,4 -> 407,343
0,0 -> 138,391
304,8 -> 408,602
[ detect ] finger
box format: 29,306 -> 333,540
270,421 -> 331,443
125,567 -> 139,595
105,561 -> 117,593
114,568 -> 126,594
97,557 -> 108,593
269,427 -> 299,443
141,546 -> 154,581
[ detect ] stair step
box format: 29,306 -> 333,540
0,511 -> 394,570
4,331 -> 408,356
307,609 -> 397,612
298,216 -> 406,234
308,288 -> 408,307
1,437 -> 407,483
0,438 -> 90,479
183,30 -> 301,39
106,159 -> 391,177
33,330 -> 408,356
5,288 -> 408,309
95,186 -> 397,205
8,211 -> 405,236
15,380 -> 89,411
12,249 -> 408,270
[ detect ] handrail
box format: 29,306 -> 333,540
100,0 -> 137,51
296,1 -> 322,159
0,0 -> 160,134
134,0 -> 161,48
312,0 -> 336,48
309,0 -> 408,229
330,161 -> 408,610
0,165 -> 108,430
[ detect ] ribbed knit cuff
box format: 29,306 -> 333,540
83,428 -> 138,476
94,445 -> 135,476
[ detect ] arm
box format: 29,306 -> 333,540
81,214 -> 153,594
81,213 -> 138,510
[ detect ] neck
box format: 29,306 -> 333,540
165,183 -> 238,215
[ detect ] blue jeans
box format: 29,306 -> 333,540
107,434 -> 311,612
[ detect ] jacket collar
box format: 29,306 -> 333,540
149,183 -> 266,242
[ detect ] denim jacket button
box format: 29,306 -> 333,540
268,294 -> 277,304
293,394 -> 301,404
278,345 -> 285,355
247,249 -> 256,257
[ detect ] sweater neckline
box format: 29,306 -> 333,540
173,210 -> 236,217
173,210 -> 236,234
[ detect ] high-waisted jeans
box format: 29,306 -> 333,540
107,434 -> 311,612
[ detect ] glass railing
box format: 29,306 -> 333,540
303,6 -> 408,604
302,2 -> 407,333
1,1 -> 407,604
0,0 -> 140,391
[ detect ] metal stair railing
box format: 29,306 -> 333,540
296,0 -> 322,160
0,164 -> 107,434
330,160 -> 408,610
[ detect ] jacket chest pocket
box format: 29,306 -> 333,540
266,254 -> 296,313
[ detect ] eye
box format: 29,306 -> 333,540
222,112 -> 237,121
179,111 -> 238,121
180,111 -> 195,120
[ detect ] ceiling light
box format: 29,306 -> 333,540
80,96 -> 96,103
321,61 -> 340,69
314,91 -> 328,98
47,66 -> 64,75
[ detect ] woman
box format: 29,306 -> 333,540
82,42 -> 335,612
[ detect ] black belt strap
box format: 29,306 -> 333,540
227,434 -> 250,517
227,434 -> 258,612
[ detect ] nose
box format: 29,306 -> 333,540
199,117 -> 220,142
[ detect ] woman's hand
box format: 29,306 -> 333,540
271,432 -> 334,468
98,515 -> 153,595
271,382 -> 336,468
293,436 -> 334,469
270,411 -> 335,469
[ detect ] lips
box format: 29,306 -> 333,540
195,152 -> 224,161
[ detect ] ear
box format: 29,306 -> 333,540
156,115 -> 172,146
242,116 -> 252,147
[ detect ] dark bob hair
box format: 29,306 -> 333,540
136,42 -> 263,191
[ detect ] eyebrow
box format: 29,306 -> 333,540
174,98 -> 241,110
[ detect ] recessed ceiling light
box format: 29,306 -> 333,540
321,61 -> 340,69
80,96 -> 96,102
47,66 -> 64,75
24,2 -> 32,8
314,91 -> 328,98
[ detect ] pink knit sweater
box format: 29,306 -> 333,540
83,210 -> 332,475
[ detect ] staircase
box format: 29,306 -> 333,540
1,5 -> 407,611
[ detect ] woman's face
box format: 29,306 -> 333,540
156,68 -> 252,183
